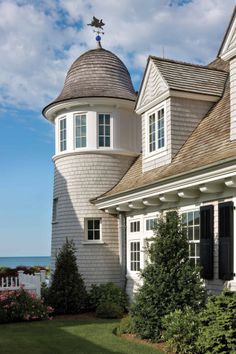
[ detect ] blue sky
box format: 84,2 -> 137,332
0,0 -> 235,256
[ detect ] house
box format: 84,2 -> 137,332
43,7 -> 236,298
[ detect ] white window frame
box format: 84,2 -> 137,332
84,218 -> 102,242
74,113 -> 87,149
145,101 -> 167,157
97,112 -> 113,149
59,117 -> 67,152
130,220 -> 141,233
129,240 -> 141,272
180,207 -> 200,266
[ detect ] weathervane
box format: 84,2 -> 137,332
87,16 -> 105,44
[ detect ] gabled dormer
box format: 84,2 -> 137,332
136,56 -> 228,172
218,6 -> 236,140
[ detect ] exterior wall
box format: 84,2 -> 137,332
125,193 -> 236,299
55,105 -> 141,156
52,153 -> 135,288
142,97 -> 212,172
230,57 -> 236,140
170,98 -> 213,157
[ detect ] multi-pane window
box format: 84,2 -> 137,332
130,242 -> 140,271
99,114 -> 110,147
148,108 -> 165,153
130,221 -> 140,232
146,218 -> 157,231
182,211 -> 200,266
59,118 -> 67,151
149,113 -> 156,152
52,198 -> 58,222
75,114 -> 86,148
86,219 -> 101,241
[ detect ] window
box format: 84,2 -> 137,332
98,114 -> 110,147
146,218 -> 157,231
130,221 -> 140,232
75,114 -> 86,148
59,118 -> 67,151
130,242 -> 140,271
86,219 -> 101,241
148,108 -> 165,153
182,211 -> 200,266
52,198 -> 58,222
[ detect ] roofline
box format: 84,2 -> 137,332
42,95 -> 137,118
93,156 -> 236,205
134,56 -> 152,111
149,55 -> 227,73
218,5 -> 236,57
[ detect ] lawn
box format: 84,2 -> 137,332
0,316 -> 164,354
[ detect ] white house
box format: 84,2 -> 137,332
43,7 -> 236,298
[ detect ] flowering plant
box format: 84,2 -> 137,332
0,287 -> 53,323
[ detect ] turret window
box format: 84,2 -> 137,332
59,117 -> 67,151
75,114 -> 87,148
85,218 -> 101,241
98,114 -> 110,147
148,108 -> 165,153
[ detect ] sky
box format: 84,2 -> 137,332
0,0 -> 235,257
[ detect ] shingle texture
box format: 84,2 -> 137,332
151,56 -> 228,97
48,48 -> 136,107
100,59 -> 236,199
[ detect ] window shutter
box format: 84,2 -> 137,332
218,202 -> 234,280
200,205 -> 214,279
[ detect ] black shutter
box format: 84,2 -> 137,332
200,205 -> 214,279
218,202 -> 234,280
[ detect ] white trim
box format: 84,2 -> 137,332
219,15 -> 236,60
84,218 -> 102,242
96,161 -> 236,209
74,112 -> 87,150
144,101 -> 167,159
97,112 -> 113,149
58,116 -> 67,152
52,149 -> 139,161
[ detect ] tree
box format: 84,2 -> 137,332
48,239 -> 87,314
131,211 -> 205,340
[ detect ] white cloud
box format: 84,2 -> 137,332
0,0 -> 235,111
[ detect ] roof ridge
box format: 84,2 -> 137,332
150,55 -> 227,73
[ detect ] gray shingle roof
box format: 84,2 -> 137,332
44,48 -> 136,113
151,56 -> 228,97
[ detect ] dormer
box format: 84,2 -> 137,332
136,56 -> 228,172
218,6 -> 236,140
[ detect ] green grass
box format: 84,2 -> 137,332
0,317 -> 163,354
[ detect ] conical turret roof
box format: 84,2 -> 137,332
43,47 -> 136,115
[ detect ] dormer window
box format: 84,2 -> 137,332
148,107 -> 165,153
98,114 -> 110,147
59,117 -> 67,152
75,114 -> 86,148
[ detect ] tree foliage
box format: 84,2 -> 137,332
48,239 -> 87,314
131,211 -> 205,340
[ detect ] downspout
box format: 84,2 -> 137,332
118,212 -> 127,290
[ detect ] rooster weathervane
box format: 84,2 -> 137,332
87,16 -> 105,43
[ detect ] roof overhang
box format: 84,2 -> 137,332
94,157 -> 236,213
43,96 -> 136,121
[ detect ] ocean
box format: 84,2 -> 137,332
0,256 -> 51,268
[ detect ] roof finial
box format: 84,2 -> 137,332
87,16 -> 105,48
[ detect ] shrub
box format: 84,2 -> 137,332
196,289 -> 236,354
0,287 -> 53,323
96,302 -> 123,319
115,315 -> 134,336
89,282 -> 128,311
162,307 -> 200,354
131,211 -> 205,340
48,239 -> 87,314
